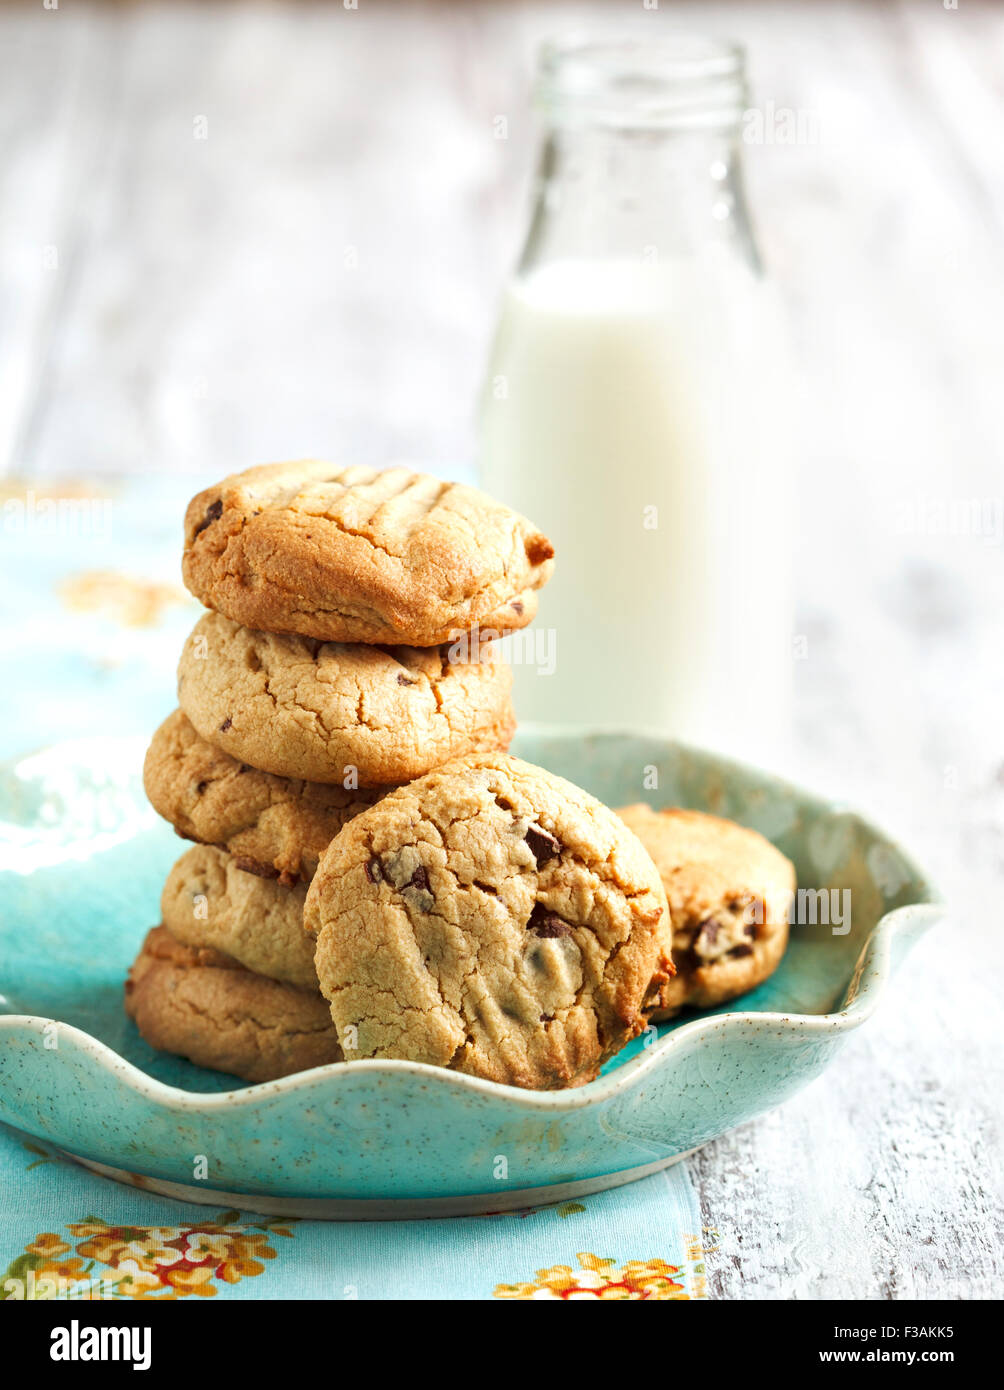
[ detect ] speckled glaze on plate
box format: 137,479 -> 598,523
0,730 -> 940,1218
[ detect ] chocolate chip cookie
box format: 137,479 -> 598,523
125,927 -> 341,1083
176,611 -> 516,786
304,753 -> 672,1090
182,461 -> 555,646
161,844 -> 315,989
617,805 -> 795,1019
145,709 -> 386,883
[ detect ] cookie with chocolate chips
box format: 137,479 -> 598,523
303,753 -> 672,1090
616,805 -> 796,1019
145,709 -> 387,883
181,460 -> 555,646
176,611 -> 516,786
125,926 -> 341,1083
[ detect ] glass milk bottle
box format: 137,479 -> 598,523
480,36 -> 793,762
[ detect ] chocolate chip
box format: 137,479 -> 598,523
525,825 -> 560,866
730,943 -> 754,958
697,917 -> 719,946
233,855 -> 280,880
407,865 -> 430,893
364,857 -> 384,884
540,1013 -> 555,1023
528,903 -> 572,938
219,717 -> 232,733
397,673 -> 417,686
744,922 -> 757,938
511,600 -> 524,615
194,498 -> 223,536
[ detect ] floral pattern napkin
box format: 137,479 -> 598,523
1,1122 -> 708,1301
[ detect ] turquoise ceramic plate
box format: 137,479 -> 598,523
0,729 -> 940,1218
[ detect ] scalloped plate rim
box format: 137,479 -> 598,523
0,728 -> 943,1118
0,900 -> 943,1115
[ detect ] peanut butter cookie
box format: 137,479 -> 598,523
304,754 -> 672,1090
144,709 -> 385,883
125,926 -> 341,1083
176,611 -> 515,786
617,805 -> 795,1019
161,844 -> 315,989
182,460 -> 555,645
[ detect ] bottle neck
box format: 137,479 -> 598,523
518,121 -> 759,275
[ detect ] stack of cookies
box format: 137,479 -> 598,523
127,460 -> 796,1091
128,460 -> 554,1082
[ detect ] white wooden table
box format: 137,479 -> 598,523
1,0 -> 1001,1298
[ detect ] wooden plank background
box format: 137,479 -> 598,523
1,0 -> 1001,1297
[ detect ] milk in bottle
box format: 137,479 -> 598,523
480,37 -> 793,762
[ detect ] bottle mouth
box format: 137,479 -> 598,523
535,33 -> 747,131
